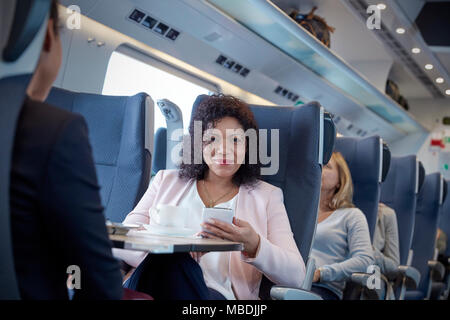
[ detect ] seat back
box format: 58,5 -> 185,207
381,143 -> 391,183
411,173 -> 443,295
191,95 -> 335,259
152,127 -> 167,175
380,155 -> 418,266
334,136 -> 383,239
418,162 -> 426,193
0,0 -> 51,300
439,180 -> 450,257
156,99 -> 183,170
323,112 -> 336,166
46,87 -> 154,222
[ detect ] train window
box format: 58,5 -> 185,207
103,50 -> 212,132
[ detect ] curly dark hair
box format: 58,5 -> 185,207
179,94 -> 261,187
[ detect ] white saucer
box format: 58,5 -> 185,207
141,224 -> 196,237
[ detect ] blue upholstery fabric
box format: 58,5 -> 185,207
152,127 -> 167,175
381,144 -> 391,182
334,136 -> 382,239
418,162 -> 426,192
441,180 -> 447,208
439,180 -> 450,257
404,290 -> 425,300
191,95 -> 332,259
407,173 -> 442,299
248,104 -> 323,257
323,113 -> 336,165
46,87 -> 151,222
380,156 -> 417,266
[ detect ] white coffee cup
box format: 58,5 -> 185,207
149,204 -> 186,228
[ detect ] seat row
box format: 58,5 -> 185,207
1,1 -> 448,297
33,87 -> 449,300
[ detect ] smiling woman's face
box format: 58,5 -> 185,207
203,116 -> 246,179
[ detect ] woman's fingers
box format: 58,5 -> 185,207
233,217 -> 248,227
201,223 -> 233,240
206,219 -> 236,233
199,231 -> 222,240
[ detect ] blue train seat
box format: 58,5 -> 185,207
46,87 -> 154,222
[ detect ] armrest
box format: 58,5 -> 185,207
350,273 -> 371,286
270,286 -> 323,300
394,265 -> 421,289
348,272 -> 387,300
428,260 -> 445,281
301,257 -> 316,291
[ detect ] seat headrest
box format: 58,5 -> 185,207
0,1 -> 16,53
191,94 -> 207,124
323,112 -> 336,165
418,161 -> 426,192
381,142 -> 391,182
334,135 -> 382,238
152,127 -> 167,175
0,0 -> 50,78
411,172 -> 444,291
334,136 -> 382,184
380,155 -> 418,266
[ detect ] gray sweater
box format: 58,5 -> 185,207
311,207 -> 374,299
372,204 -> 400,274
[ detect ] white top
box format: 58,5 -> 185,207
178,181 -> 238,300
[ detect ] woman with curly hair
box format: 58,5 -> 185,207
115,94 -> 305,300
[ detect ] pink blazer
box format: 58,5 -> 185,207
117,169 -> 305,300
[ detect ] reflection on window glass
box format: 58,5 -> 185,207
103,51 -> 210,132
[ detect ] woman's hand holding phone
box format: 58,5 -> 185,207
200,217 -> 260,258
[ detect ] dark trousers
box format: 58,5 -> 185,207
123,253 -> 226,300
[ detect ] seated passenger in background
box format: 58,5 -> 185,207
436,228 -> 447,256
436,228 -> 448,273
372,203 -> 400,275
114,94 -> 306,300
9,0 -> 123,299
310,152 -> 374,300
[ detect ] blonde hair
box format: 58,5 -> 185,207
329,152 -> 355,210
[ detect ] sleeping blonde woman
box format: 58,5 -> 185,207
310,152 -> 374,300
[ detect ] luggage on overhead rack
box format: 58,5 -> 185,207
289,6 -> 335,48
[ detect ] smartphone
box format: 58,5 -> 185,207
201,207 -> 234,235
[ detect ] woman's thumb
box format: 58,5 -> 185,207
233,217 -> 245,226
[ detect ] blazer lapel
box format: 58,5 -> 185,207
171,178 -> 195,205
234,184 -> 251,220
